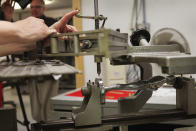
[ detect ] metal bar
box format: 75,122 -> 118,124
75,14 -> 107,20
128,44 -> 181,53
131,0 -> 137,31
16,84 -> 30,131
102,109 -> 189,126
135,0 -> 139,29
74,35 -> 80,54
31,109 -> 194,130
51,29 -> 103,38
50,38 -> 58,53
94,0 -> 101,76
94,0 -> 99,29
94,0 -> 101,75
40,52 -> 100,57
142,0 -> 147,28
75,14 -> 96,19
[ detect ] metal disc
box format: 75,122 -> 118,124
151,28 -> 190,54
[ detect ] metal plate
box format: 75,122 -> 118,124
0,60 -> 80,79
127,52 -> 196,75
151,28 -> 190,53
46,28 -> 128,58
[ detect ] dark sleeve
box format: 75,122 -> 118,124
0,0 -> 4,20
0,7 -> 5,20
44,17 -> 57,26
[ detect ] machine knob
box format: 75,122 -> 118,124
130,29 -> 151,46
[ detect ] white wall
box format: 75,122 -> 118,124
147,0 -> 196,55
82,0 -> 133,83
82,0 -> 196,83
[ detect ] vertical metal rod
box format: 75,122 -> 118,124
135,0 -> 139,29
94,0 -> 101,76
142,0 -> 147,29
16,84 -> 30,131
74,35 -> 79,54
131,0 -> 136,32
94,0 -> 99,29
50,38 -> 58,54
97,63 -> 101,75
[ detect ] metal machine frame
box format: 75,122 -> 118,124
31,25 -> 196,131
30,0 -> 196,129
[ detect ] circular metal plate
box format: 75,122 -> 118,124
151,28 -> 190,53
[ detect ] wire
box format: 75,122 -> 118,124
131,0 -> 148,31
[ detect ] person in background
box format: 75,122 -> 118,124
30,0 -> 75,31
31,0 -> 60,53
30,0 -> 56,26
1,0 -> 14,21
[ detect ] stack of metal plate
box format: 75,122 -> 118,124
0,60 -> 80,80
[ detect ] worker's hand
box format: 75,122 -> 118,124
2,0 -> 14,21
13,17 -> 56,49
50,10 -> 79,33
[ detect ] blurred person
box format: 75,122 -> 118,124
30,0 -> 57,26
31,0 -> 58,53
1,0 -> 14,21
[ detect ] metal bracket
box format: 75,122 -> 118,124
72,79 -> 103,127
118,89 -> 152,113
176,77 -> 196,115
72,76 -> 167,127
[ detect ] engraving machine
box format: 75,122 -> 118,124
31,1 -> 196,131
31,26 -> 196,131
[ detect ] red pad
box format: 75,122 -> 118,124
66,89 -> 135,100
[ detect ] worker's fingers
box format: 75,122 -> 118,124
49,10 -> 79,34
48,28 -> 57,34
65,25 -> 77,32
58,10 -> 79,27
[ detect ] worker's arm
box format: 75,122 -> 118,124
0,42 -> 35,56
0,17 -> 55,44
0,10 -> 79,56
0,17 -> 56,56
0,21 -> 22,44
